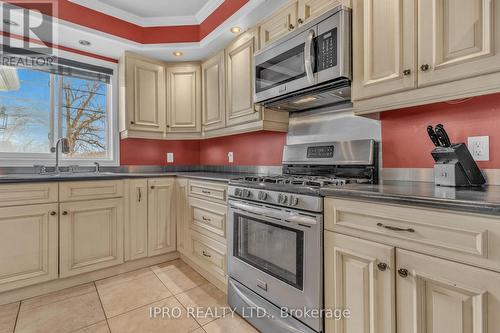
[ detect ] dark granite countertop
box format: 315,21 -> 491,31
0,171 -> 249,184
320,181 -> 500,216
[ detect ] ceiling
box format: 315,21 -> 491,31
69,0 -> 224,26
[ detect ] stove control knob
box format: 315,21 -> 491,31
234,188 -> 242,197
289,195 -> 299,206
242,189 -> 251,198
258,191 -> 268,201
278,193 -> 288,205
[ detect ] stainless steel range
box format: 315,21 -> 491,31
227,139 -> 378,333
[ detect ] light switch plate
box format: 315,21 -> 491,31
167,152 -> 174,163
228,152 -> 234,163
467,136 -> 489,161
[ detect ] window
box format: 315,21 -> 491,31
0,56 -> 117,165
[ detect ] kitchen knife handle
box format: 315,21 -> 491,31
435,124 -> 451,147
436,124 -> 452,146
427,125 -> 441,147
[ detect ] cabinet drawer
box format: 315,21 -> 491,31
60,180 -> 124,202
188,180 -> 227,203
189,230 -> 226,281
189,197 -> 226,242
0,183 -> 58,207
325,198 -> 500,272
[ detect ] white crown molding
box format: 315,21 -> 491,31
69,0 -> 224,27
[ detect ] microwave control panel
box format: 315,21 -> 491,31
316,27 -> 337,72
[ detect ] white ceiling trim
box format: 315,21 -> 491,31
68,0 -> 225,27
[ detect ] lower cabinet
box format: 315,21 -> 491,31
324,232 -> 396,333
0,204 -> 59,292
125,179 -> 149,261
325,231 -> 500,333
147,178 -> 176,256
59,198 -> 124,278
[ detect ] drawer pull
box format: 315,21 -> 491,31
377,223 -> 415,233
398,268 -> 409,278
62,211 -> 68,216
202,251 -> 212,258
377,262 -> 388,271
201,190 -> 211,194
50,211 -> 57,216
202,216 -> 211,222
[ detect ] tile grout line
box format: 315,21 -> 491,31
93,281 -> 113,333
103,295 -> 175,321
12,301 -> 21,333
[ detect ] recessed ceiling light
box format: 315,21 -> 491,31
78,40 -> 91,46
3,19 -> 19,26
230,26 -> 242,34
173,51 -> 183,57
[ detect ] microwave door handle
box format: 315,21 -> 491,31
304,29 -> 315,83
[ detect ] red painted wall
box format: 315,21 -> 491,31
120,131 -> 287,166
200,131 -> 287,166
381,93 -> 500,169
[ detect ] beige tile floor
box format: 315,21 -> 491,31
0,259 -> 259,333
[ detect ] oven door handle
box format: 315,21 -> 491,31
304,29 -> 316,83
229,201 -> 319,226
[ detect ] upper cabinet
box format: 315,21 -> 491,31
353,0 -> 500,114
166,64 -> 202,135
202,52 -> 226,132
119,52 -> 166,134
298,0 -> 350,25
259,2 -> 298,48
418,0 -> 500,87
352,0 -> 417,100
225,29 -> 262,127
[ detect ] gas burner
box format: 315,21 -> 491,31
236,175 -> 355,188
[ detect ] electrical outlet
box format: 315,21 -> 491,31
167,152 -> 174,163
467,136 -> 489,161
228,152 -> 234,163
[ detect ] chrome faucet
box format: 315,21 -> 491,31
93,162 -> 100,174
51,138 -> 70,173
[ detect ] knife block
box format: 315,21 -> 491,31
431,143 -> 486,187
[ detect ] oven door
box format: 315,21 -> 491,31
254,27 -> 318,103
227,199 -> 323,331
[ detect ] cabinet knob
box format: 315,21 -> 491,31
298,18 -> 304,24
420,64 -> 430,72
398,268 -> 409,278
403,69 -> 411,76
130,121 -> 135,125
289,24 -> 295,31
166,125 -> 170,128
151,185 -> 155,189
50,211 -> 57,216
377,262 -> 388,271
62,211 -> 68,216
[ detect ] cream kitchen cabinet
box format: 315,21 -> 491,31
124,179 -> 148,261
259,2 -> 298,48
0,204 -> 58,293
166,64 -> 202,135
202,52 -> 226,132
324,232 -> 396,333
59,198 -> 124,278
353,0 -> 500,114
225,29 -> 261,127
176,178 -> 190,255
119,52 -> 166,134
147,178 -> 176,256
297,0 -> 350,26
352,0 -> 417,100
397,249 -> 500,333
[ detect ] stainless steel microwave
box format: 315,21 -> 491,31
254,6 -> 351,112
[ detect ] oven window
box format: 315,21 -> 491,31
233,213 -> 304,290
255,44 -> 306,93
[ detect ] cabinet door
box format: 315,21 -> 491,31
418,0 -> 500,87
352,0 -> 417,100
60,198 -> 124,277
176,178 -> 190,255
259,2 -> 298,48
202,52 -> 226,132
297,0 -> 349,25
325,232 -> 396,333
397,249 -> 500,333
225,30 -> 261,127
0,204 -> 58,292
125,179 -> 148,261
166,65 -> 201,133
125,56 -> 166,132
148,178 -> 176,256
